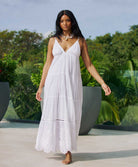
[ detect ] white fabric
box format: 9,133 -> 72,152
35,37 -> 83,154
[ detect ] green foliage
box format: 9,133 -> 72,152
0,29 -> 43,64
121,104 -> 138,126
92,25 -> 138,125
101,62 -> 138,123
0,53 -> 17,87
13,30 -> 43,63
80,40 -> 110,87
1,25 -> 137,124
0,30 -> 16,58
10,61 -> 41,120
96,89 -> 120,125
31,45 -> 47,87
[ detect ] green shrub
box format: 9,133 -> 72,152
0,53 -> 17,87
10,61 -> 41,120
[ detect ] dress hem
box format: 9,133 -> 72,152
35,146 -> 77,154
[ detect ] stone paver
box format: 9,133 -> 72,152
0,120 -> 138,167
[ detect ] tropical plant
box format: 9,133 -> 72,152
10,61 -> 41,120
31,45 -> 47,87
0,53 -> 17,87
96,91 -> 120,125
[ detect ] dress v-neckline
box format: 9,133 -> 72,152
55,38 -> 79,54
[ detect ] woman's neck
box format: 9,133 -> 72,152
62,31 -> 72,36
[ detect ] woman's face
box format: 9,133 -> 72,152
60,14 -> 72,31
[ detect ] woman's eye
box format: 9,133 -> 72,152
60,19 -> 71,23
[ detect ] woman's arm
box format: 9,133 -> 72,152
81,38 -> 111,96
38,37 -> 54,89
36,37 -> 54,101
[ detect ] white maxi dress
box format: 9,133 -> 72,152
35,37 -> 83,154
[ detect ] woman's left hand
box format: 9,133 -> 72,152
101,83 -> 111,96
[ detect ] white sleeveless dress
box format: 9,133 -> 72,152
35,37 -> 83,154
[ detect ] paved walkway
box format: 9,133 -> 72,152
0,119 -> 138,167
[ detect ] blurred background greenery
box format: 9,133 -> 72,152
1,25 -> 138,127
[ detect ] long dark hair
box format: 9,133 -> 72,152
52,10 -> 84,40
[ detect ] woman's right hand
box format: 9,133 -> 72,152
101,83 -> 111,96
36,88 -> 43,101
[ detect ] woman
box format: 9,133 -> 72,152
35,9 -> 111,164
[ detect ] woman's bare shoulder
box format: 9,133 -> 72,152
47,37 -> 55,48
79,37 -> 85,42
78,37 -> 85,50
49,36 -> 55,42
